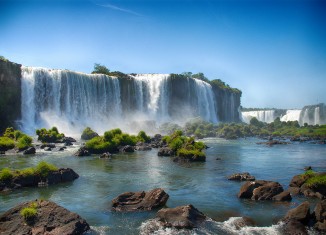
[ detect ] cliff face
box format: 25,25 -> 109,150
0,59 -> 21,133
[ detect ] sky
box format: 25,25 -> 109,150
0,0 -> 325,109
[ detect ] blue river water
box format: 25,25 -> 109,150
0,138 -> 325,234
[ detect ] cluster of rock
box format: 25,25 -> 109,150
0,200 -> 90,235
289,172 -> 326,199
256,140 -> 289,146
228,172 -> 255,181
282,200 -> 326,234
0,168 -> 79,192
238,180 -> 292,201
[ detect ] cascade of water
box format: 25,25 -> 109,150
20,68 -> 222,135
241,110 -> 276,124
280,110 -> 301,122
314,107 -> 320,125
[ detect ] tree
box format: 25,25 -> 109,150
91,63 -> 110,75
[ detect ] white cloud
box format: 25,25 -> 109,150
97,3 -> 143,17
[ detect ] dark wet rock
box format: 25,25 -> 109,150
40,143 -> 56,149
315,220 -> 326,231
62,136 -> 76,143
44,147 -> 52,151
74,147 -> 90,156
0,200 -> 90,235
231,217 -> 256,229
157,147 -> 174,157
23,147 -> 36,155
119,145 -> 135,153
150,134 -> 163,148
228,172 -> 255,181
216,157 -> 221,160
156,204 -> 206,229
58,147 -> 65,151
238,180 -> 271,199
47,168 -> 79,184
313,199 -> 326,231
272,191 -> 292,201
256,140 -> 289,146
64,141 -> 73,146
100,152 -> 112,158
282,219 -> 308,235
284,201 -> 311,225
252,181 -> 284,200
112,188 -> 169,212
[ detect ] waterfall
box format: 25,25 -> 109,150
20,67 -> 221,135
241,110 -> 276,124
280,110 -> 301,122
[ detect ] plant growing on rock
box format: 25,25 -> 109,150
0,137 -> 15,151
81,127 -> 99,140
0,168 -> 14,182
137,131 -> 151,143
20,202 -> 38,222
35,161 -> 58,178
36,127 -> 65,143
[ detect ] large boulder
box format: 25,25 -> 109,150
282,219 -> 308,235
112,188 -> 169,212
157,147 -> 174,157
156,204 -> 206,229
238,180 -> 270,198
284,201 -> 311,225
228,172 -> 255,181
272,191 -> 292,201
0,200 -> 90,235
289,174 -> 310,188
251,181 -> 284,200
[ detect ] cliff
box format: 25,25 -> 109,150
0,58 -> 21,133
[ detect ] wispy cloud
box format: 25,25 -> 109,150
97,3 -> 143,17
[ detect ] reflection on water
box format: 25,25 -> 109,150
0,138 -> 325,234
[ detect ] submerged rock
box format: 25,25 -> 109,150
100,152 -> 112,158
112,188 -> 169,212
256,140 -> 289,146
228,172 -> 255,181
0,200 -> 90,234
156,204 -> 206,229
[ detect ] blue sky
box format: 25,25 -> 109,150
1,0 -> 325,109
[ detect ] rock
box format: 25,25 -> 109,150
157,147 -> 174,157
272,191 -> 292,201
0,151 -> 5,154
23,147 -> 36,155
112,188 -> 169,212
74,147 -> 90,156
62,136 -> 76,143
251,181 -> 284,200
238,180 -> 270,199
287,186 -> 301,196
282,219 -> 308,235
40,143 -> 56,149
64,141 -> 73,146
0,200 -> 90,234
119,145 -> 134,153
315,220 -> 326,231
256,140 -> 289,146
58,147 -> 65,151
156,204 -> 206,229
314,199 -> 326,223
304,166 -> 312,171
284,201 -> 311,225
81,128 -> 99,140
100,152 -> 112,158
230,217 -> 256,229
44,147 -> 52,151
289,174 -> 310,188
228,172 -> 255,181
135,143 -> 152,151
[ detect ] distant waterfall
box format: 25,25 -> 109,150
20,67 -> 220,135
241,104 -> 326,126
241,110 -> 277,123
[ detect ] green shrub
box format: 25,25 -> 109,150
3,127 -> 15,139
16,135 -> 33,150
35,161 -> 58,178
137,131 -> 151,143
0,168 -> 14,182
20,207 -> 37,221
18,168 -> 35,177
0,137 -> 15,151
169,137 -> 184,151
36,127 -> 65,143
302,170 -> 316,177
81,127 -> 98,140
14,130 -> 24,140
